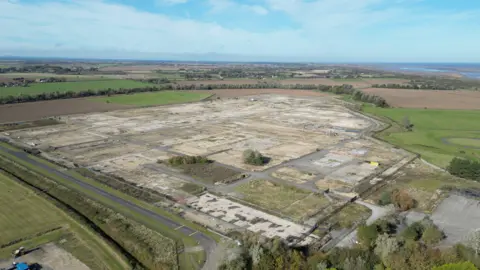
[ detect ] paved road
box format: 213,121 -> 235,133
0,145 -> 217,270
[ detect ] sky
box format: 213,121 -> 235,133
1,0 -> 480,62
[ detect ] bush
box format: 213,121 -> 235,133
242,149 -> 268,166
391,189 -> 416,211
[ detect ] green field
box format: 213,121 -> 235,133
364,106 -> 480,167
94,91 -> 211,106
0,80 -> 155,97
0,172 -> 129,269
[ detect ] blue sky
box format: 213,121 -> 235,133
1,0 -> 480,62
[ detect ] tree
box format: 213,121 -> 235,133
391,189 -> 416,211
374,234 -> 400,262
432,262 -> 478,270
465,230 -> 480,255
402,116 -> 414,131
357,225 -> 379,248
422,225 -> 445,245
243,149 -> 268,166
401,221 -> 425,241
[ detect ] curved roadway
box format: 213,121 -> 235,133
0,144 -> 216,269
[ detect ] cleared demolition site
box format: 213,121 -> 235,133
2,94 -> 413,246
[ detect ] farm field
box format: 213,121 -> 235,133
362,88 -> 480,109
0,73 -> 120,81
93,91 -> 211,106
364,105 -> 480,167
0,171 -> 128,269
0,80 -> 155,97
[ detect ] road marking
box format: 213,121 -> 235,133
175,225 -> 184,230
189,231 -> 197,236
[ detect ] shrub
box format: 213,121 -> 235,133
165,155 -> 210,166
242,149 -> 268,166
377,191 -> 392,206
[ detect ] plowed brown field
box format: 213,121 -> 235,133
0,99 -> 131,123
362,88 -> 480,109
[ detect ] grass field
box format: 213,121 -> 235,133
363,105 -> 480,167
235,179 -> 330,221
94,91 -> 211,106
0,80 -> 155,97
0,172 -> 129,269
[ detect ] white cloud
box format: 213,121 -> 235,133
1,0 -> 480,61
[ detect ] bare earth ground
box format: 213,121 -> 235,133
0,99 -> 131,123
192,89 -> 330,97
0,243 -> 89,270
362,88 -> 480,109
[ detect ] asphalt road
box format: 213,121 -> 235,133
0,145 -> 217,270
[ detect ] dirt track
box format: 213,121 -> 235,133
0,99 -> 131,123
362,88 -> 480,109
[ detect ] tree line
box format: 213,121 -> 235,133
371,83 -> 457,90
0,83 -> 388,107
219,214 -> 480,270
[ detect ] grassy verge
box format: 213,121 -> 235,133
0,171 -> 129,270
362,105 -> 480,168
92,91 -> 211,106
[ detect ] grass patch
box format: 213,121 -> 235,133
93,91 -> 210,106
328,204 -> 372,229
363,105 -> 480,167
0,171 -> 129,269
235,179 -> 330,220
0,80 -> 155,97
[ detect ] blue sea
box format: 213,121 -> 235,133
379,63 -> 480,79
